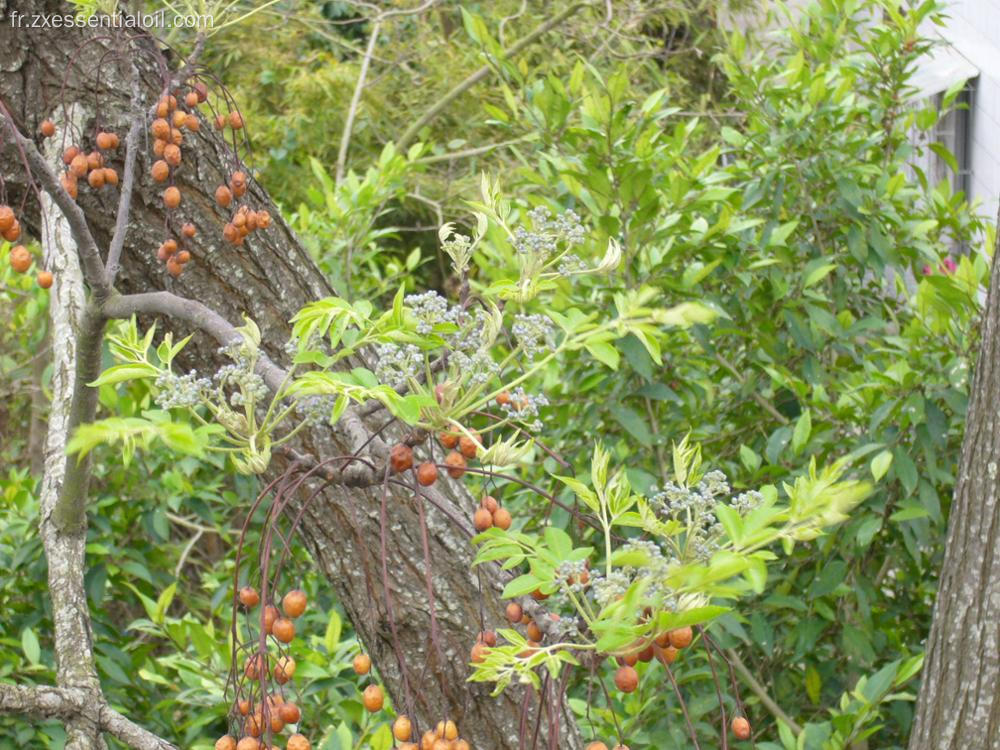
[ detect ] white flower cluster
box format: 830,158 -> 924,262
511,313 -> 555,360
295,394 -> 338,426
374,342 -> 424,389
513,205 -> 586,260
154,370 -> 211,409
649,469 -> 762,562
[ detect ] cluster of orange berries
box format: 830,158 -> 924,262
612,625 -> 694,695
472,494 -> 511,532
216,587 -> 309,750
45,122 -> 120,199
3,204 -> 51,288
146,87 -> 208,276
393,716 -> 471,750
351,651 -> 385,713
219,199 -> 271,246
386,428 -> 485,490
0,204 -> 22,243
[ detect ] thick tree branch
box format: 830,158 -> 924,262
104,65 -> 146,286
102,290 -> 287,392
0,684 -> 177,750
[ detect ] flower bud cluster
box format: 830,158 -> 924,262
511,313 -> 555,360
154,370 -> 211,409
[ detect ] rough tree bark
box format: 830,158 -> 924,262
907,212 -> 1000,750
0,3 -> 582,748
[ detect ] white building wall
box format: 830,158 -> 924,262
928,0 -> 1000,222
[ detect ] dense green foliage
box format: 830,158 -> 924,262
1,1 -> 992,749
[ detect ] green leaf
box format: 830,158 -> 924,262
154,582 -> 177,624
803,263 -> 837,288
792,409 -> 811,455
586,341 -> 620,370
805,665 -> 822,705
325,609 -> 342,653
870,450 -> 893,482
21,628 -> 40,665
609,405 -> 653,447
501,574 -> 541,599
89,362 -> 160,387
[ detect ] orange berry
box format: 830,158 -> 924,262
505,602 -> 523,623
87,168 -> 105,188
668,626 -> 693,649
2,219 -> 21,242
215,185 -> 233,207
185,113 -> 200,131
362,684 -> 383,712
286,735 -> 311,750
182,222 -> 197,238
470,641 -> 489,663
493,507 -> 512,530
390,443 -> 413,473
86,151 -> 103,171
444,451 -> 466,478
215,113 -> 227,130
262,604 -> 279,633
164,143 -> 182,167
393,715 -> 413,742
283,589 -> 307,618
163,186 -> 181,208
62,146 -> 80,165
272,617 -> 295,643
273,656 -> 296,684
61,172 -> 78,199
176,250 -> 191,264
151,118 -> 170,140
153,138 -> 167,157
732,716 -> 751,741
229,111 -> 244,129
473,507 -> 493,532
586,744 -> 609,750
256,210 -> 271,228
352,652 -> 371,675
614,665 -> 638,693
9,246 -> 32,274
481,495 -> 499,513
0,206 -> 14,231
238,586 -> 259,608
459,434 -> 479,459
40,119 -> 56,137
70,153 -> 88,177
103,167 -> 119,186
244,653 -> 266,680
215,736 -> 237,750
166,257 -> 184,276
96,131 -> 115,149
278,702 -> 301,723
526,621 -> 543,642
37,271 -> 53,289
439,432 -> 459,449
416,462 -> 438,486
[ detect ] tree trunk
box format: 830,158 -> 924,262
0,5 -> 581,748
907,213 -> 1000,750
